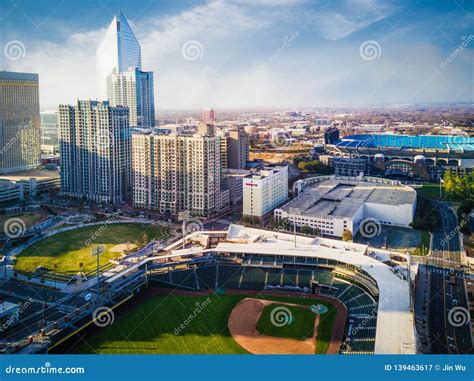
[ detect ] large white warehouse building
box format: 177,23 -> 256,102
275,175 -> 417,238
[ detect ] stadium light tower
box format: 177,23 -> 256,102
288,207 -> 300,248
178,211 -> 190,249
91,245 -> 105,305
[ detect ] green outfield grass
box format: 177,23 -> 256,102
76,294 -> 338,354
257,303 -> 315,340
15,223 -> 169,275
416,184 -> 443,200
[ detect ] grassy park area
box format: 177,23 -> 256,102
15,223 -> 169,275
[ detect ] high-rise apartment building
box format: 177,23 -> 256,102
0,71 -> 41,174
132,131 -> 229,216
59,100 -> 130,204
243,166 -> 288,218
228,128 -> 249,169
97,12 -> 155,127
107,68 -> 155,127
201,108 -> 215,125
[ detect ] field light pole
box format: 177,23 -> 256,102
178,211 -> 190,250
92,245 -> 104,305
288,207 -> 300,248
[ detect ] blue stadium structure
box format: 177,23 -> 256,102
324,131 -> 474,180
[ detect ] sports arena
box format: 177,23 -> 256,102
324,132 -> 474,180
63,224 -> 415,355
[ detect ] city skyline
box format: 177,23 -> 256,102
1,0 -> 473,111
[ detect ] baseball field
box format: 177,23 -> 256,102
75,290 -> 344,354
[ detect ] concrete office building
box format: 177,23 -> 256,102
228,129 -> 249,169
131,131 -> 229,216
243,166 -> 288,218
0,71 -> 41,174
59,100 -> 130,204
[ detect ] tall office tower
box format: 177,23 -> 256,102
0,71 -> 41,174
132,131 -> 229,216
228,128 -> 249,169
96,12 -> 141,100
59,100 -> 130,204
201,108 -> 215,125
40,110 -> 59,154
107,68 -> 155,127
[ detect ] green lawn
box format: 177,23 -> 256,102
257,303 -> 315,340
76,294 -> 338,354
15,223 -> 169,275
416,184 -> 444,200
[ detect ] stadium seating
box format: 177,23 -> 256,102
240,267 -> 267,290
150,261 -> 378,354
195,266 -> 217,289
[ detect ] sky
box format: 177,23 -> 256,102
0,0 -> 473,111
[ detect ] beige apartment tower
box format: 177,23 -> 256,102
0,71 -> 41,174
132,132 -> 229,216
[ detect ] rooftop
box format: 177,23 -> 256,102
0,169 -> 60,182
280,178 -> 416,219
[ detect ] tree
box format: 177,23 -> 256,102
443,168 -> 454,194
301,225 -> 314,236
251,216 -> 261,226
342,229 -> 353,241
279,218 -> 289,230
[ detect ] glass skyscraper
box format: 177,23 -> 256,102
0,71 -> 41,174
96,12 -> 155,127
96,11 -> 142,100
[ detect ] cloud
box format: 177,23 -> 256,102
2,0 -> 472,111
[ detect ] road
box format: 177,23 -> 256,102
416,199 -> 473,354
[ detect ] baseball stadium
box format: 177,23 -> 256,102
45,224 -> 414,355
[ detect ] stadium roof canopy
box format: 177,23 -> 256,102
334,134 -> 474,152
